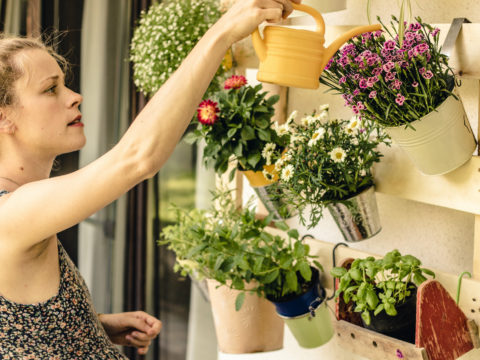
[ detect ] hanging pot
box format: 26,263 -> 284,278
268,268 -> 334,348
241,165 -> 294,220
384,93 -> 477,175
327,186 -> 381,242
207,280 -> 284,354
362,287 -> 417,344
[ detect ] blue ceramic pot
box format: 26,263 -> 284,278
269,267 -> 324,317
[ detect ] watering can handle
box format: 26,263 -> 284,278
251,3 -> 326,61
291,3 -> 325,34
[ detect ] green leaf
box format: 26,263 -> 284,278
187,244 -> 207,258
330,267 -> 347,278
288,229 -> 300,241
247,153 -> 261,168
285,270 -> 298,292
275,221 -> 289,231
413,272 -> 427,286
235,292 -> 246,311
227,128 -> 237,138
253,257 -> 264,273
366,289 -> 379,310
263,269 -> 279,284
183,130 -> 201,144
214,256 -> 225,271
233,142 -> 243,158
298,261 -> 312,281
361,310 -> 371,325
241,126 -> 256,141
350,268 -> 362,281
258,128 -> 271,142
373,303 -> 384,316
421,268 -> 436,278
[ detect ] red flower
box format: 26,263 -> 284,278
197,99 -> 219,125
224,75 -> 247,89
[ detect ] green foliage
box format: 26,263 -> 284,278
273,107 -> 389,228
330,249 -> 435,325
130,0 -> 226,98
159,187 -> 321,307
185,81 -> 289,175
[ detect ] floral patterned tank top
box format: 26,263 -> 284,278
0,191 -> 128,359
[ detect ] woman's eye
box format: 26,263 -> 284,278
45,85 -> 57,94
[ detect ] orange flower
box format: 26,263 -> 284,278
197,100 -> 219,125
224,75 -> 247,89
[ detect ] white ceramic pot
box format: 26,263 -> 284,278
384,94 -> 477,175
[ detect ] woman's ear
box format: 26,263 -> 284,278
0,112 -> 16,134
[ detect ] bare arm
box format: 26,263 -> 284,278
0,0 -> 300,250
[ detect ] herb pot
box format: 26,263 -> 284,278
268,268 -> 334,348
384,93 -> 477,175
207,280 -> 284,353
327,186 -> 381,242
241,165 -> 294,220
362,287 -> 417,344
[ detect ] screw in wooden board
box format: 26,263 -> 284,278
396,349 -> 404,358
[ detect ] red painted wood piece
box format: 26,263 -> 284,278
416,279 -> 474,360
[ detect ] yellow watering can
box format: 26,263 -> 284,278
251,3 -> 382,89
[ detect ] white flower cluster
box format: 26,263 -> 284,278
130,0 -> 221,96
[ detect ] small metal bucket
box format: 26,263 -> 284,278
327,186 -> 381,242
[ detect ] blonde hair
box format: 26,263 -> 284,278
0,35 -> 68,107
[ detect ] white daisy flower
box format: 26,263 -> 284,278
275,123 -> 289,136
275,158 -> 284,171
308,128 -> 326,147
262,169 -> 275,182
283,152 -> 293,162
300,117 -> 310,127
348,116 -> 362,130
330,147 -> 346,163
315,110 -> 329,122
351,138 -> 359,146
318,104 -> 329,112
281,164 -> 294,182
360,169 -> 367,176
306,115 -> 318,126
261,143 -> 276,160
286,110 -> 298,124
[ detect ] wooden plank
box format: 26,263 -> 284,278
474,216 -> 480,278
373,146 -> 480,214
334,320 -> 428,360
417,280 -> 474,360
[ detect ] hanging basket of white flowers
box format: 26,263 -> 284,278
130,0 -> 230,98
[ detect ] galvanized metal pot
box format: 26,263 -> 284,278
327,186 -> 381,242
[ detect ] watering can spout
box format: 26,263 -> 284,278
320,24 -> 382,72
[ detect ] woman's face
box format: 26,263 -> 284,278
8,48 -> 85,158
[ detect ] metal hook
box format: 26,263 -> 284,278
301,233 -> 314,241
327,242 -> 350,301
442,18 -> 471,58
456,271 -> 472,305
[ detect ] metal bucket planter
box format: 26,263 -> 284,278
268,268 -> 334,348
327,186 -> 381,242
207,280 -> 284,354
241,165 -> 294,220
384,94 -> 477,175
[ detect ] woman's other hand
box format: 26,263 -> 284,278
99,311 -> 162,355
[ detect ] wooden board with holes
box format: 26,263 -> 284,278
334,320 -> 429,360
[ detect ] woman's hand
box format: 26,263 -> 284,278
215,0 -> 302,45
98,311 -> 162,355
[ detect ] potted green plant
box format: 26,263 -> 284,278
160,187 -> 334,349
185,75 -> 291,219
274,106 -> 389,241
330,249 -> 435,343
130,0 -> 230,99
159,189 -> 285,354
320,16 -> 476,175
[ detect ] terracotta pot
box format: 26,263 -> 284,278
207,280 -> 284,354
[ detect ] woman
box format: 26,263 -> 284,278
0,0 -> 300,358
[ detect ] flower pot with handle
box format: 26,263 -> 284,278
384,93 -> 477,175
268,267 -> 334,348
327,186 -> 382,242
251,3 -> 381,89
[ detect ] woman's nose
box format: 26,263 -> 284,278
68,88 -> 83,108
